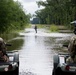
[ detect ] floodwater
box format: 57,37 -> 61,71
19,27 -> 73,75
7,26 -> 73,75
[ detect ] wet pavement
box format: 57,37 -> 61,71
17,26 -> 74,75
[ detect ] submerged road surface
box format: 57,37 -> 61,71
19,27 -> 73,75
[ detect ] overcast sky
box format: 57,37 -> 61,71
14,0 -> 46,15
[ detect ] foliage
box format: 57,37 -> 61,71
36,24 -> 45,28
49,24 -> 59,32
0,0 -> 30,33
25,24 -> 31,28
35,0 -> 76,25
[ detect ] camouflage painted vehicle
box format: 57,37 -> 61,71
52,35 -> 76,75
52,53 -> 76,75
0,50 -> 19,75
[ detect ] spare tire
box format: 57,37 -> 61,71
53,55 -> 59,70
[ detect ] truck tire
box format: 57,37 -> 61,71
52,55 -> 59,75
14,52 -> 19,66
53,55 -> 59,69
14,53 -> 19,75
14,53 -> 19,62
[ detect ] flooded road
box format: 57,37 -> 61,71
17,27 -> 73,75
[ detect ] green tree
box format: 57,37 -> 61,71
35,0 -> 76,25
0,0 -> 30,33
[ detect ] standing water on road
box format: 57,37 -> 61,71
18,27 -> 73,75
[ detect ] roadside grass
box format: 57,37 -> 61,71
35,24 -> 60,32
35,24 -> 72,33
35,24 -> 45,28
0,24 -> 30,42
0,32 -> 19,42
25,24 -> 31,28
49,24 -> 59,32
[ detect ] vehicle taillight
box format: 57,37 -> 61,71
65,65 -> 70,70
8,64 -> 12,69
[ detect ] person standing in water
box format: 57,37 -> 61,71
34,25 -> 37,33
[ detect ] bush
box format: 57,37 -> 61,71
49,24 -> 59,32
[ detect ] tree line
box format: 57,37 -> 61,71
0,0 -> 30,33
35,0 -> 76,25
